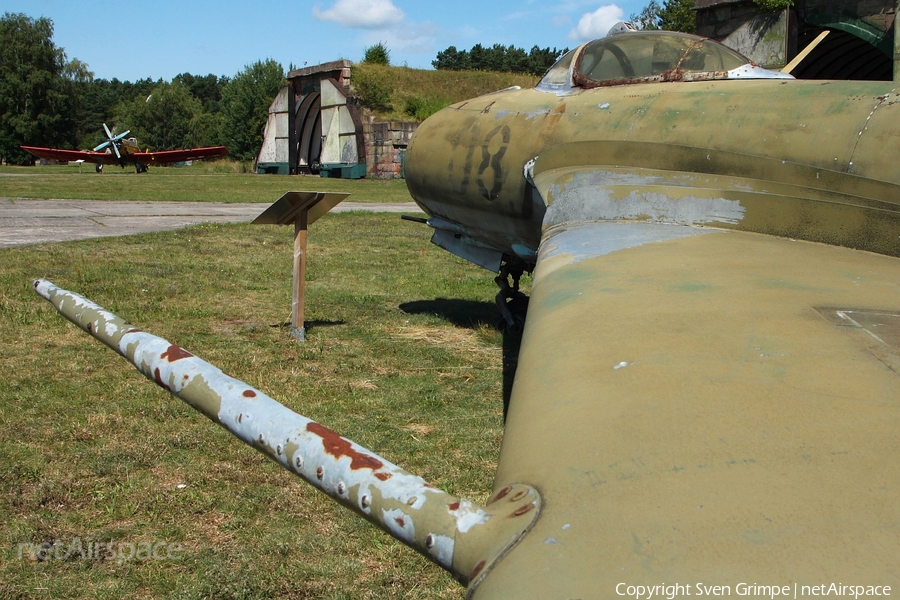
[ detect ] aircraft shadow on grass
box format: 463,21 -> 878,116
400,298 -> 524,418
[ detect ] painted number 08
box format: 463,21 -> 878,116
477,125 -> 510,201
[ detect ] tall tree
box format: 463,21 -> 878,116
630,0 -> 663,30
219,59 -> 284,161
527,46 -> 568,76
76,78 -> 120,149
173,72 -> 229,113
362,42 -> 391,66
432,46 -> 469,70
658,0 -> 697,33
433,43 -> 567,75
0,13 -> 74,163
114,81 -> 204,151
63,58 -> 95,150
630,0 -> 696,33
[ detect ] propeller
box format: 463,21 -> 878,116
93,123 -> 131,160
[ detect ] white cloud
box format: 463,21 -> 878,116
365,21 -> 441,56
313,0 -> 405,29
568,4 -> 624,41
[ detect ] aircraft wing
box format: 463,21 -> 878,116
474,212 -> 900,593
131,146 -> 228,164
31,188 -> 900,596
21,145 -> 228,165
20,146 -> 119,165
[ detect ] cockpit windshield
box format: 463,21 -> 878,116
539,47 -> 579,89
537,29 -> 792,92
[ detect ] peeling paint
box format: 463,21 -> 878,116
383,508 -> 416,540
306,421 -> 385,472
540,221 -> 720,267
161,345 -> 193,362
451,499 -> 491,533
34,279 -> 542,591
545,173 -> 746,228
848,88 -> 897,173
428,534 -> 455,566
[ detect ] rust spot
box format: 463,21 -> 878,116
513,502 -> 535,516
306,422 -> 384,472
161,344 -> 193,362
127,328 -> 142,334
316,466 -> 324,479
242,390 -> 257,398
578,75 -> 659,88
395,516 -> 406,528
470,560 -> 486,580
448,501 -> 460,511
153,367 -> 171,392
492,486 -> 513,502
660,68 -> 685,82
374,472 -> 392,481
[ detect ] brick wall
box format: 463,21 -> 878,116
363,120 -> 418,179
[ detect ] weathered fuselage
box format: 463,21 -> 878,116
405,53 -> 900,596
406,76 -> 900,267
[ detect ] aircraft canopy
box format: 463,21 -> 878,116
539,30 -> 792,91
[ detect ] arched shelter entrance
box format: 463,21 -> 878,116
257,60 -> 365,176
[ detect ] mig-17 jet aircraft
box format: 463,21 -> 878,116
36,26 -> 900,598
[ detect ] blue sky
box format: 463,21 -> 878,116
3,0 -> 644,81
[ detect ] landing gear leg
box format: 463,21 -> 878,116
495,263 -> 528,330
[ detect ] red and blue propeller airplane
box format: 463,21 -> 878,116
21,123 -> 228,173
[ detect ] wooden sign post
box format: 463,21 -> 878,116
252,191 -> 348,341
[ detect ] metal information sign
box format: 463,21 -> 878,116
253,191 -> 349,341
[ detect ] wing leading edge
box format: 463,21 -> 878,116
472,221 -> 900,597
20,146 -> 114,164
20,145 -> 228,165
132,146 -> 229,164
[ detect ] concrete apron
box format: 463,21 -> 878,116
0,198 -> 422,248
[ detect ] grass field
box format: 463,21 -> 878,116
0,161 -> 413,204
0,170 -> 517,598
351,63 -> 539,122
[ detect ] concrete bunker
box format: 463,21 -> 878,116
257,60 -> 416,179
696,0 -> 898,80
